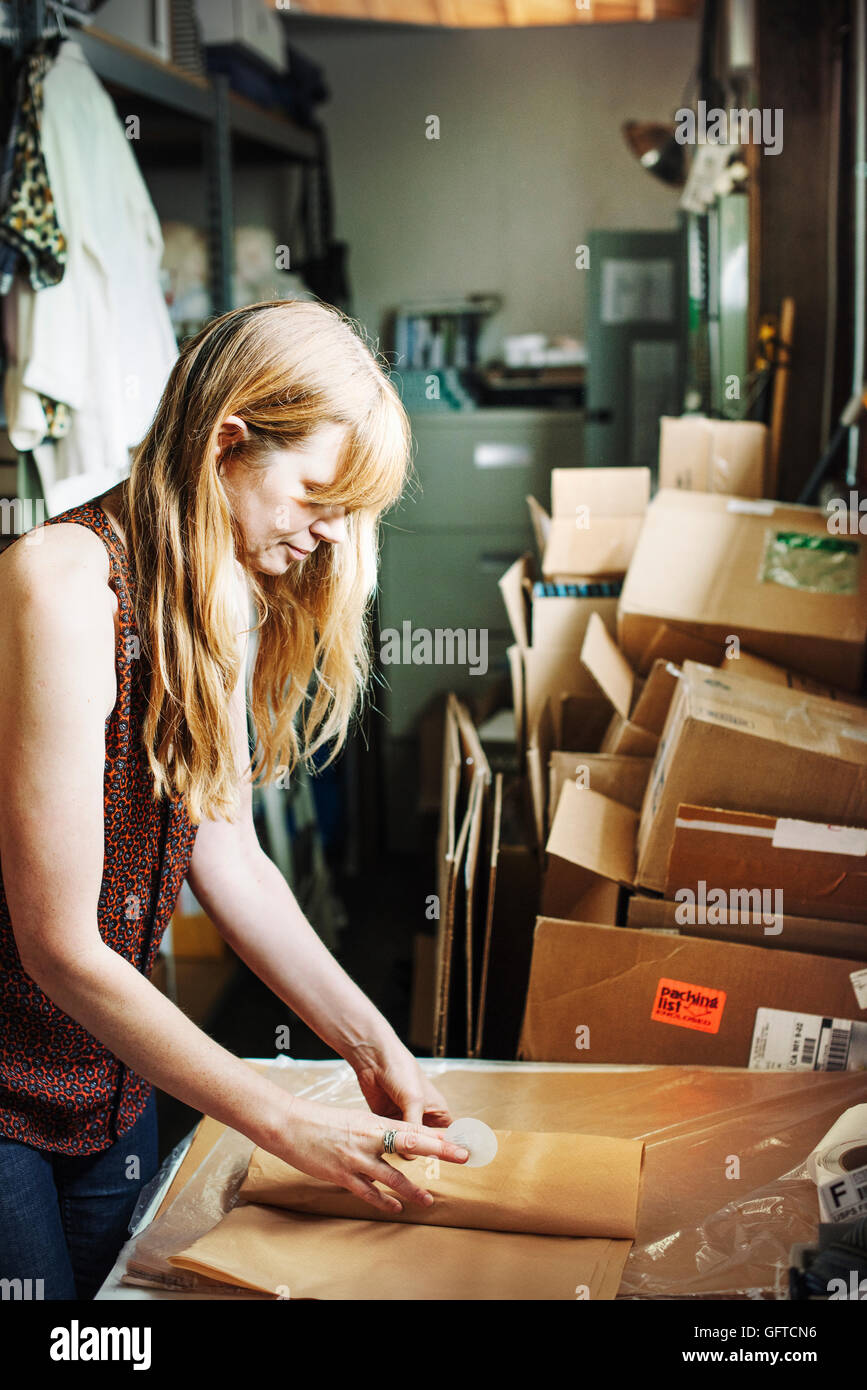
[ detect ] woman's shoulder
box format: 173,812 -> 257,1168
0,519 -> 113,620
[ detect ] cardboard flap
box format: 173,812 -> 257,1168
546,781 -> 638,887
628,659 -> 680,736
454,696 -> 492,788
527,495 -> 551,555
543,516 -> 643,579
549,753 -> 652,834
580,612 -> 637,720
498,553 -> 533,650
551,467 -> 651,518
523,646 -> 602,739
624,619 -> 726,675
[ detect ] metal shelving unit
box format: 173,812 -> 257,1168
76,25 -> 318,316
4,3 -> 319,316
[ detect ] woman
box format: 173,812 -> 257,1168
0,299 -> 468,1300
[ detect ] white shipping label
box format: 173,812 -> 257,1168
771,818 -> 867,856
726,498 -> 776,515
817,1164 -> 867,1223
749,1008 -> 867,1071
851,968 -> 867,1010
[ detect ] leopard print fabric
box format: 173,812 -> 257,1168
0,502 -> 198,1155
0,49 -> 67,295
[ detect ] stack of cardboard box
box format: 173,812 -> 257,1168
427,451 -> 867,1070
516,472 -> 867,1071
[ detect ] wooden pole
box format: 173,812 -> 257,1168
767,296 -> 795,498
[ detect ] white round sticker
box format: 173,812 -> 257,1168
445,1117 -> 498,1168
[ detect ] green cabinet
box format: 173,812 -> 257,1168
378,408 -> 584,849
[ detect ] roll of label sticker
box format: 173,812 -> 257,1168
445,1117 -> 498,1168
806,1103 -> 867,1223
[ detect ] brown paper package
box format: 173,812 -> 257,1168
239,1129 -> 645,1239
168,1128 -> 644,1300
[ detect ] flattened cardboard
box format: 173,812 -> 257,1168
473,772 -> 503,1057
626,893 -> 867,960
433,697 -> 480,1057
665,804 -> 867,924
636,661 -> 867,894
617,489 -> 867,690
454,699 -> 492,1056
518,918 -> 867,1065
658,416 -> 767,496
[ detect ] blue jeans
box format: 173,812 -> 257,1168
0,1091 -> 159,1300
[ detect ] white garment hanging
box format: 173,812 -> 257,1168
3,41 -> 177,503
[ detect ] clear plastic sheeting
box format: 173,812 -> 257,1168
119,1059 -> 867,1300
759,529 -> 860,595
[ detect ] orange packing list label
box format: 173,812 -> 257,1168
651,977 -> 726,1033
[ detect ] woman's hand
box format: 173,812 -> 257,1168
269,1094 -> 469,1214
348,1039 -> 453,1128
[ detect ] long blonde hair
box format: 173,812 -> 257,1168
122,299 -> 411,824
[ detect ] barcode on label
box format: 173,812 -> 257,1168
826,1027 -> 851,1070
801,1036 -> 817,1067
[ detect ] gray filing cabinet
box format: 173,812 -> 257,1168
378,408 -> 584,851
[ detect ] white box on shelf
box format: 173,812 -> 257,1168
194,0 -> 286,71
95,0 -> 170,63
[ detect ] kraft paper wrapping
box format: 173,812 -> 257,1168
237,1129 -> 644,1239
169,1204 -> 631,1301
167,1129 -> 643,1299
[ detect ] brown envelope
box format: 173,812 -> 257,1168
169,1203 -> 632,1301
238,1129 -> 644,1240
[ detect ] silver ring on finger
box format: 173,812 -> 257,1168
382,1129 -> 398,1155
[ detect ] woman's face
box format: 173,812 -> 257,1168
216,417 -> 349,576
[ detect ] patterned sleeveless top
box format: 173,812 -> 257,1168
0,500 -> 198,1154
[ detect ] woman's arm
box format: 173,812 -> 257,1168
0,530 -> 464,1209
0,527 -> 300,1150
